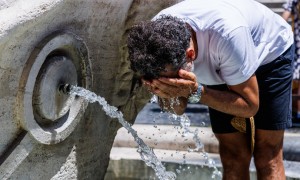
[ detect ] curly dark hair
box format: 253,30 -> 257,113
127,15 -> 191,79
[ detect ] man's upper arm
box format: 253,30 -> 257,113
217,27 -> 259,86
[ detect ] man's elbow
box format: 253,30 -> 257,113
245,104 -> 259,118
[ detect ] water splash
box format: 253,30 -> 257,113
173,113 -> 222,179
68,86 -> 176,180
157,96 -> 222,179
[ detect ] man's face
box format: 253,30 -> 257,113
159,64 -> 180,78
159,60 -> 194,78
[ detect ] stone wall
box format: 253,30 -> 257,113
0,0 -> 181,179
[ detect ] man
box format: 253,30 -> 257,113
127,0 -> 294,179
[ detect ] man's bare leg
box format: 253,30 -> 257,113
253,129 -> 285,180
215,132 -> 252,180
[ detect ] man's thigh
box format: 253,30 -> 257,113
253,129 -> 285,177
215,132 -> 252,158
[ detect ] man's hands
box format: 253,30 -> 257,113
141,68 -> 259,118
142,69 -> 198,99
142,69 -> 199,115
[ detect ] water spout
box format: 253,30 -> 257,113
59,84 -> 72,94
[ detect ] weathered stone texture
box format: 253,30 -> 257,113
0,0 -> 181,179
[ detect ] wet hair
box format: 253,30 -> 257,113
127,15 -> 192,79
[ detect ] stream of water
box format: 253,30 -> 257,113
68,85 -> 222,179
68,85 -> 176,180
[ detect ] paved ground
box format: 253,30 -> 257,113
108,147 -> 300,180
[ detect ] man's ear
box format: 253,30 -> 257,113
186,37 -> 197,61
186,47 -> 196,61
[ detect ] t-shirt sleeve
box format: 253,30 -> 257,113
217,27 -> 259,85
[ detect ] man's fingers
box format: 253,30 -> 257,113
157,70 -> 196,86
143,71 -> 197,98
152,78 -> 178,89
178,69 -> 197,81
152,87 -> 173,98
158,77 -> 187,86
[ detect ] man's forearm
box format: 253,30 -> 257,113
200,86 -> 258,118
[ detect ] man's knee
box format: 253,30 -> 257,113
218,142 -> 252,179
253,144 -> 285,179
219,144 -> 252,165
253,143 -> 283,169
253,130 -> 284,169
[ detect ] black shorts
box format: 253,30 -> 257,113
209,45 -> 294,134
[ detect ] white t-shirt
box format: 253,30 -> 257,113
153,0 -> 294,85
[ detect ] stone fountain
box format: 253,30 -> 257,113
0,0 -> 181,179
